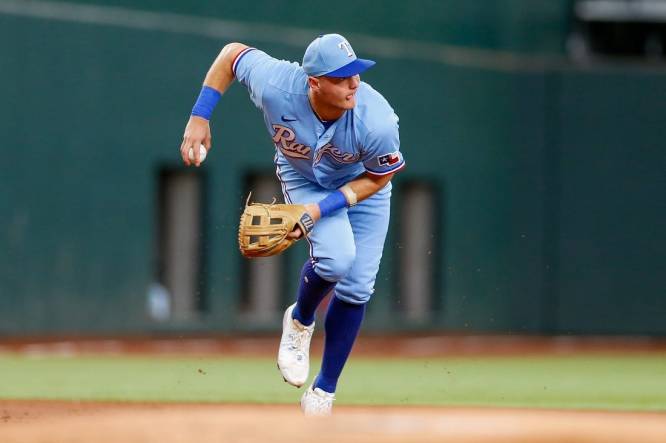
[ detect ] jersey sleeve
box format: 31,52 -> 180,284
361,113 -> 405,176
233,48 -> 298,110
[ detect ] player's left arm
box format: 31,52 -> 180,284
288,172 -> 395,239
303,172 -> 393,221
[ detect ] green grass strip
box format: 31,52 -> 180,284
0,354 -> 664,411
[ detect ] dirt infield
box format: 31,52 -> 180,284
1,400 -> 665,443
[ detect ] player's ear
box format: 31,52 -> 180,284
308,76 -> 320,91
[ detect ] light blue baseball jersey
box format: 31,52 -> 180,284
233,48 -> 405,190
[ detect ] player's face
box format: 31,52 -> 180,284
316,75 -> 360,110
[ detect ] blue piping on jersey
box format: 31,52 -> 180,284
275,161 -> 315,259
232,47 -> 256,76
365,161 -> 406,176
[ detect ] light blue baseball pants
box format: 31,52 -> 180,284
275,162 -> 391,304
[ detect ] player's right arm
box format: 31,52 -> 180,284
180,42 -> 249,166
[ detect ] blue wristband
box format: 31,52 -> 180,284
191,86 -> 222,120
318,190 -> 348,218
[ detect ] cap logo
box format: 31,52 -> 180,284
338,41 -> 354,57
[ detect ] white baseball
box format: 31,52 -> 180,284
189,144 -> 208,162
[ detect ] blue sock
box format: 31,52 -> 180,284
313,296 -> 366,394
291,260 -> 336,327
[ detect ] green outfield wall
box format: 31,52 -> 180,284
49,0 -> 573,54
0,1 -> 664,335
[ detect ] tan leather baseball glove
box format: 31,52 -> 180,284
238,196 -> 315,258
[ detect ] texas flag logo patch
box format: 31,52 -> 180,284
378,151 -> 401,166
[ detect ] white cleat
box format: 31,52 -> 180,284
277,303 -> 314,388
301,385 -> 335,417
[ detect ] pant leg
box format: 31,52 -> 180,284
313,185 -> 391,394
276,163 -> 356,282
334,183 -> 392,304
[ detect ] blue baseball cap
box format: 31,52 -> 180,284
302,34 -> 375,78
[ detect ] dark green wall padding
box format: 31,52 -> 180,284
1,4 -> 664,335
49,0 -> 573,53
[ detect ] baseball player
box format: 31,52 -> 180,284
180,33 -> 405,416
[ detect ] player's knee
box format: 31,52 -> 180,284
313,248 -> 356,282
335,286 -> 373,304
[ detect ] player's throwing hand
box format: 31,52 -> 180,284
180,115 -> 211,167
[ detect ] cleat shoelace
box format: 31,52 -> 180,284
286,324 -> 313,359
306,389 -> 335,415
